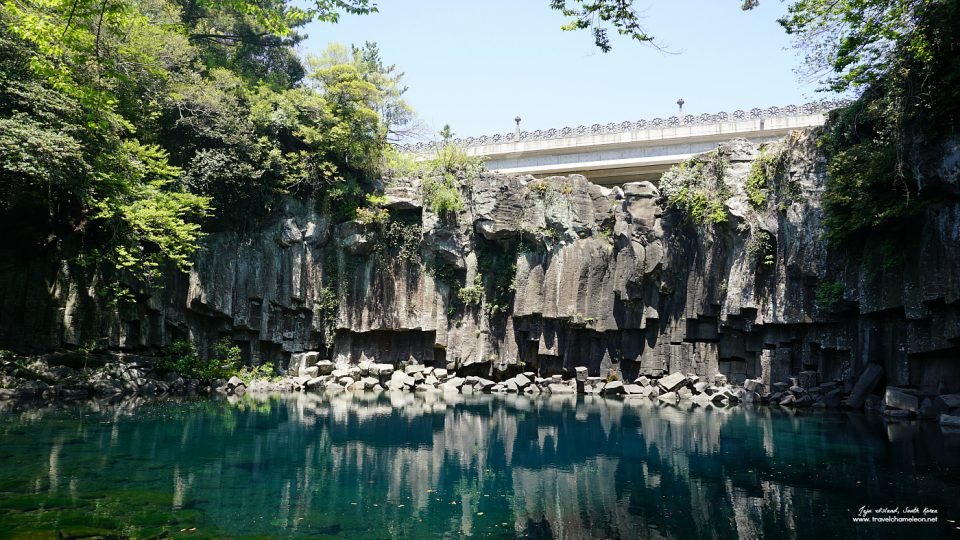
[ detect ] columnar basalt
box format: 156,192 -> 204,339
2,131 -> 959,402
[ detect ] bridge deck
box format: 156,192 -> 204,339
472,114 -> 825,185
399,102 -> 843,186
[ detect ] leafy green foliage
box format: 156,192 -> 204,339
777,0 -> 928,91
475,238 -> 520,317
233,363 -> 280,385
776,2 -> 958,245
308,42 -> 415,142
457,274 -> 484,306
746,146 -> 785,210
317,286 -> 339,348
746,229 -> 776,267
422,174 -> 465,217
156,338 -> 241,383
815,280 -> 845,308
551,0 -> 656,52
0,0 -> 398,297
661,157 -> 729,226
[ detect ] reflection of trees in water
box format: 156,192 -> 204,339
1,393 -> 957,538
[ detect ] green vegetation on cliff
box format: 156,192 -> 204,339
0,0 -> 392,298
781,0 -> 960,244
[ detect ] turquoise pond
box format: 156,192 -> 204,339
0,392 -> 958,539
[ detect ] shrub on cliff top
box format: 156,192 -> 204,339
662,156 -> 729,226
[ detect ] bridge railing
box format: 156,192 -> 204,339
396,100 -> 850,153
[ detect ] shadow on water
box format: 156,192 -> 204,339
0,392 -> 958,539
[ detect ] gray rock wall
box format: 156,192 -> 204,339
1,132 -> 959,393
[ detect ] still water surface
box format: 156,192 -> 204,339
0,392 -> 958,539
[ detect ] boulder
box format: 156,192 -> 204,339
743,379 -> 765,393
940,414 -> 960,427
936,394 -> 960,409
548,383 -> 576,394
847,363 -> 883,409
575,367 -> 588,382
623,384 -> 646,395
371,363 -> 394,377
475,378 -> 496,390
405,364 -> 425,375
658,372 -> 687,392
226,376 -> 245,390
603,380 -> 625,395
514,373 -> 532,388
316,360 -> 334,375
884,387 -> 919,412
779,394 -> 796,406
635,376 -> 650,387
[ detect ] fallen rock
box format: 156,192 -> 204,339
847,364 -> 883,409
316,360 -> 334,375
885,386 -> 919,413
603,380 -> 625,395
371,363 -> 394,377
936,393 -> 960,409
548,383 -> 576,394
658,372 -> 687,392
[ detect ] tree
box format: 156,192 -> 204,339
0,0 -> 390,296
767,0 -> 931,91
550,0 -> 657,52
308,42 -> 418,142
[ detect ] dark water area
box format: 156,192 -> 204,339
0,392 -> 958,539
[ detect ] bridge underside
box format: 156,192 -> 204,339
466,113 -> 828,187
489,154 -> 688,186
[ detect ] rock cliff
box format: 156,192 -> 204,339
2,131 -> 959,395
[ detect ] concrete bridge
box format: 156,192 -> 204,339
399,101 -> 846,186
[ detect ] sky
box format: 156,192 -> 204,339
300,1 -> 841,139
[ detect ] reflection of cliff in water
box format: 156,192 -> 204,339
1,393 -> 958,538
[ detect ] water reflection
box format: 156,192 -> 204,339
0,393 -> 958,538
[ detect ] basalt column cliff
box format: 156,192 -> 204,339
2,132 -> 959,395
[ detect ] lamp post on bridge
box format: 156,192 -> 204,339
677,98 -> 685,123
514,116 -> 522,141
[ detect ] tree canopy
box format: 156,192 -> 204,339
0,0 -> 395,298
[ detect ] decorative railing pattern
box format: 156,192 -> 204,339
397,100 -> 850,152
